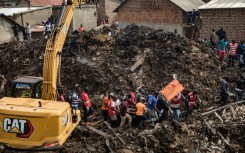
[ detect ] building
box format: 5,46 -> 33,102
0,6 -> 52,42
97,0 -> 121,24
113,0 -> 205,37
199,0 -> 245,40
0,0 -> 18,7
17,0 -> 97,32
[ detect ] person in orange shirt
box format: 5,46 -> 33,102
101,92 -> 109,121
134,98 -> 147,128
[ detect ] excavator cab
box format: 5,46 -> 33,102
6,76 -> 43,99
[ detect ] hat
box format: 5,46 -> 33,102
109,93 -> 114,97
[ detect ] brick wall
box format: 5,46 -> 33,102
117,0 -> 183,24
105,0 -> 121,24
200,9 -> 245,41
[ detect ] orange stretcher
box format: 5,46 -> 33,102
160,80 -> 185,101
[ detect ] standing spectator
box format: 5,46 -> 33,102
44,22 -> 52,39
81,88 -> 93,122
235,75 -> 245,101
216,27 -> 226,40
228,39 -> 238,68
105,15 -> 109,24
13,24 -> 19,41
210,28 -> 216,49
25,22 -> 32,42
218,38 -> 228,64
220,77 -> 229,105
78,24 -> 85,32
237,40 -> 245,68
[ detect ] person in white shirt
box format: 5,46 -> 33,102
25,22 -> 31,42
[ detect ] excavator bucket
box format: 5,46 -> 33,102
160,80 -> 185,101
0,97 -> 80,150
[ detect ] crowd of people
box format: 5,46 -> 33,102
58,85 -> 200,129
208,27 -> 245,68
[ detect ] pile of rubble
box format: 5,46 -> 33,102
0,24 -> 245,152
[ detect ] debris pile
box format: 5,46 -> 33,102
0,24 -> 245,152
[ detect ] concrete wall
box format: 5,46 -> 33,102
200,8 -> 245,41
0,16 -> 23,43
73,5 -> 97,31
9,7 -> 52,27
53,5 -> 97,33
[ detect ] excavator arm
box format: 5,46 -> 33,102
42,0 -> 85,100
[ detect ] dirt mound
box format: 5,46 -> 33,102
0,24 -> 245,153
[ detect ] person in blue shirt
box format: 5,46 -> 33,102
147,92 -> 160,126
71,90 -> 79,110
218,38 -> 228,63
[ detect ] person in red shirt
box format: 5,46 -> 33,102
228,39 -> 238,68
185,91 -> 199,119
81,88 -> 93,122
59,90 -> 65,102
108,94 -> 118,127
78,24 -> 85,32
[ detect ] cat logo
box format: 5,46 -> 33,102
3,118 -> 34,138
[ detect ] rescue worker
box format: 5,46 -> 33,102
108,94 -> 118,127
71,90 -> 79,110
81,88 -> 93,122
127,90 -> 136,107
146,92 -> 159,126
170,93 -> 182,121
185,91 -> 198,119
135,98 -> 147,128
101,92 -> 109,121
156,93 -> 169,123
220,77 -> 229,105
119,100 -> 132,127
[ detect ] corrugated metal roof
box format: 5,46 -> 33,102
0,7 -> 49,16
114,0 -> 205,13
199,0 -> 245,9
31,0 -> 63,6
171,0 -> 205,12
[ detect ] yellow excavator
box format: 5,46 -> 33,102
0,0 -> 87,150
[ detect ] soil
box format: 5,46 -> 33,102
0,24 -> 244,153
